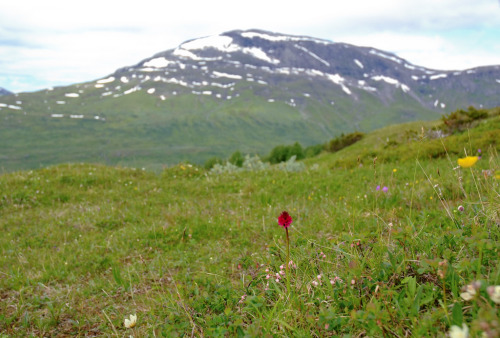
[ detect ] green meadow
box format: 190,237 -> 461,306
0,108 -> 499,336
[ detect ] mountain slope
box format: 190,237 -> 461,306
0,87 -> 12,96
1,29 -> 500,172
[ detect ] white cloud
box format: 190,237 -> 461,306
1,0 -> 500,92
335,31 -> 500,70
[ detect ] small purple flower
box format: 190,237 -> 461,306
458,205 -> 464,212
382,186 -> 389,193
478,149 -> 482,153
376,185 -> 381,191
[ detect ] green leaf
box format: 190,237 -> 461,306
451,302 -> 463,326
112,265 -> 123,287
402,276 -> 416,297
412,286 -> 423,316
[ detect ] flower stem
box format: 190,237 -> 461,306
442,280 -> 451,325
285,227 -> 291,293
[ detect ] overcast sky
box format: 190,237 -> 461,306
1,0 -> 500,93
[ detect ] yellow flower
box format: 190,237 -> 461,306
393,168 -> 397,172
457,156 -> 478,168
124,314 -> 137,328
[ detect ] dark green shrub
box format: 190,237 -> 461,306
267,142 -> 305,164
440,106 -> 488,134
304,144 -> 323,158
326,132 -> 364,153
289,142 -> 305,160
229,151 -> 244,167
204,156 -> 223,170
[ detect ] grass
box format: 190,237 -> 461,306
0,114 -> 499,336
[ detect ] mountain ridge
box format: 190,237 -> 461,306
1,29 -> 499,172
124,29 -> 499,102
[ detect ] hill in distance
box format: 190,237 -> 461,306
1,29 -> 500,172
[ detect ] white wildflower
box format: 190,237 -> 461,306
124,314 -> 137,328
487,285 -> 500,304
449,323 -> 468,338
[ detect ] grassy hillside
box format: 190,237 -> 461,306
0,112 -> 499,336
0,79 -> 441,172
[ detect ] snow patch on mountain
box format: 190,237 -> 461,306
173,48 -> 202,60
211,82 -> 235,88
324,73 -> 351,95
430,74 -> 448,80
124,86 -> 140,95
140,68 -> 158,72
433,99 -> 446,108
371,75 -> 410,93
369,50 -> 402,64
181,35 -> 238,52
241,31 -> 330,44
325,73 -> 344,84
294,44 -> 330,66
242,31 -> 289,41
174,34 -> 280,65
143,57 -> 173,68
97,76 -> 115,84
357,80 -> 376,92
242,47 -> 280,64
371,75 -> 398,85
164,78 -> 191,88
354,59 -> 364,69
274,68 -> 291,75
172,48 -> 224,62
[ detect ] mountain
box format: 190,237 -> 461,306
1,29 -> 499,172
0,87 -> 12,96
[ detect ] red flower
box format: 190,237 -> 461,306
278,211 -> 293,228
